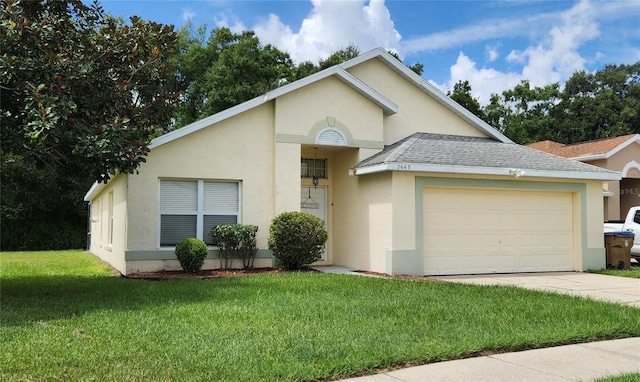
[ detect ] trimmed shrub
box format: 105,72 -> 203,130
174,238 -> 208,273
210,224 -> 258,270
268,211 -> 327,271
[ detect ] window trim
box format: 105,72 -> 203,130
157,179 -> 241,248
108,191 -> 114,245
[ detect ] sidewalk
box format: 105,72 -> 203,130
339,337 -> 640,382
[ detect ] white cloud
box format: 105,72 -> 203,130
443,0 -> 602,104
401,12 -> 554,54
253,0 -> 401,63
513,0 -> 599,86
182,9 -> 196,22
213,13 -> 246,34
445,52 -> 522,105
485,44 -> 499,62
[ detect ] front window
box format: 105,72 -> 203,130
159,180 -> 239,246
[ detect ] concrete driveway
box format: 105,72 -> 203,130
434,272 -> 640,307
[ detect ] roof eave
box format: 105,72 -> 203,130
84,180 -> 110,201
570,153 -> 606,161
149,96 -> 266,149
354,163 -> 622,181
150,65 -> 397,151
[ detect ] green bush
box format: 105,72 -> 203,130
174,238 -> 208,273
268,211 -> 327,271
210,224 -> 258,270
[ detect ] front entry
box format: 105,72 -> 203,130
301,186 -> 327,260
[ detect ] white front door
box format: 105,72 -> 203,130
301,186 -> 327,260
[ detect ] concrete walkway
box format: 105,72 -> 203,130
313,267 -> 640,381
434,272 -> 640,308
340,337 -> 640,382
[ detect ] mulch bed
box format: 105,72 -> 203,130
124,267 -> 283,280
355,270 -> 446,282
125,267 -> 441,282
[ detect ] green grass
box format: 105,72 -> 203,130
2,251 -> 640,382
593,265 -> 640,278
594,372 -> 640,382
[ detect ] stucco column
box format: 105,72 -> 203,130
274,142 -> 301,214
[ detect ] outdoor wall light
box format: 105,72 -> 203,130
509,168 -> 524,178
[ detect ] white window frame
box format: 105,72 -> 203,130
158,179 -> 241,248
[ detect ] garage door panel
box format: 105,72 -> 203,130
423,187 -> 576,275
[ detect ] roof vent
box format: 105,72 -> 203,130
315,128 -> 347,146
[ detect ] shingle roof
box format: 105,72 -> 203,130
356,133 -> 619,180
526,134 -> 639,159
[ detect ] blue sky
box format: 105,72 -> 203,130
98,0 -> 640,104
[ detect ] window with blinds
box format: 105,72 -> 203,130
159,180 -> 239,246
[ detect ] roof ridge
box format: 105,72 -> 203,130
384,134 -> 421,163
562,133 -> 636,148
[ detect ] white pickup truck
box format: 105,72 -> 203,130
604,206 -> 640,263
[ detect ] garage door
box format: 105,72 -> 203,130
423,187 -> 576,275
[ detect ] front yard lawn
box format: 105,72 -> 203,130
593,265 -> 640,279
594,372 -> 640,382
2,251 -> 640,381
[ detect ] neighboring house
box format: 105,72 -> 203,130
527,135 -> 640,222
85,48 -> 620,276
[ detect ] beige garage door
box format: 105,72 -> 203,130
423,187 -> 576,275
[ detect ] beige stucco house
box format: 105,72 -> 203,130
527,134 -> 640,221
85,48 -> 620,276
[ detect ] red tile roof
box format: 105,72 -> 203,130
526,134 -> 639,158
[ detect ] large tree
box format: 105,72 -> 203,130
484,80 -> 561,144
288,44 -> 424,83
448,80 -> 485,120
553,63 -> 640,143
476,63 -> 640,144
1,0 -> 180,249
173,26 -> 294,127
173,37 -> 425,127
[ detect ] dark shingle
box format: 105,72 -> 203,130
357,133 -> 616,175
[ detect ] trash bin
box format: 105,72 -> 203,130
604,231 -> 635,270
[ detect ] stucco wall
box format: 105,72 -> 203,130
332,148 -> 392,272
346,59 -> 487,144
89,174 -> 128,274
378,172 -> 606,274
274,76 -> 384,146
126,102 -> 275,253
586,142 -> 640,221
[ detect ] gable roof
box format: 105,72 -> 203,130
526,134 -> 640,161
152,48 -> 512,150
356,133 -> 621,181
86,48 -> 517,201
341,48 -> 512,144
150,65 -> 398,149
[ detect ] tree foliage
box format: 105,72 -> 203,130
448,80 -> 485,120
484,80 -> 561,143
553,63 -> 640,143
450,63 -> 640,144
172,35 -> 426,127
172,25 -> 293,126
1,0 -> 179,249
